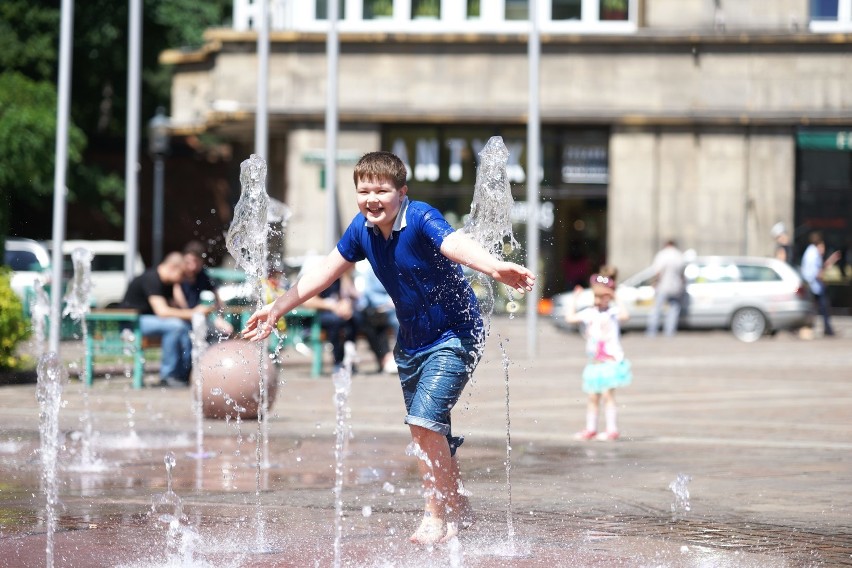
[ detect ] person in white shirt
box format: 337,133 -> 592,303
646,239 -> 686,337
800,231 -> 841,337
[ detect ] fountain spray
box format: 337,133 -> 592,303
36,352 -> 67,568
62,248 -> 106,471
226,154 -> 275,550
463,136 -> 521,552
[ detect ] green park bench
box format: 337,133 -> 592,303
84,307 -> 324,387
84,309 -> 149,389
227,306 -> 324,377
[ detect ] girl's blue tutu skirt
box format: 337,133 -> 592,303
582,359 -> 632,394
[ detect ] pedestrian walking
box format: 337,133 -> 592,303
801,231 -> 841,337
646,239 -> 686,337
564,266 -> 632,441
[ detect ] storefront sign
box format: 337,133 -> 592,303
797,131 -> 852,151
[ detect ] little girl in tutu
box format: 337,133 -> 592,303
564,265 -> 632,441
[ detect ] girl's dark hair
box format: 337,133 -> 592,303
353,151 -> 407,189
597,264 -> 618,281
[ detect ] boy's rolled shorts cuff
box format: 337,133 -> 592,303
405,415 -> 465,456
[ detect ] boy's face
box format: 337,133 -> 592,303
356,176 -> 407,235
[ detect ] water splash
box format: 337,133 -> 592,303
670,473 -> 693,519
61,247 -> 104,471
226,154 -> 274,551
463,136 -> 518,260
62,247 -> 94,321
498,337 -> 515,551
187,312 -> 215,462
30,280 -> 50,356
463,135 -> 521,552
226,154 -> 270,283
332,341 -> 357,568
36,352 -> 67,568
152,452 -> 183,525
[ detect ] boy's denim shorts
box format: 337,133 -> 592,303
395,335 -> 482,456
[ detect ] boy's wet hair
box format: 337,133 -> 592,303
353,151 -> 407,190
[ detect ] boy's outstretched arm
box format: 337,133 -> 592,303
242,248 -> 353,341
440,231 -> 536,294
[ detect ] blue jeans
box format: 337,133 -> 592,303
395,336 -> 482,456
647,292 -> 682,337
814,291 -> 835,335
139,315 -> 192,380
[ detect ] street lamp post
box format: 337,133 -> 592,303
148,107 -> 170,266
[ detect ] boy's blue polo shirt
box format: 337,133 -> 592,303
337,198 -> 483,354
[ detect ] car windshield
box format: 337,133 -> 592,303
5,250 -> 42,271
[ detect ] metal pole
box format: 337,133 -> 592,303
526,0 -> 541,358
325,0 -> 340,251
48,0 -> 75,354
152,156 -> 165,265
124,0 -> 142,282
255,0 -> 269,159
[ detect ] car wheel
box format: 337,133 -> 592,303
731,307 -> 767,342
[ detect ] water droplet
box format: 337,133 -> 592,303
361,506 -> 372,517
211,387 -> 223,396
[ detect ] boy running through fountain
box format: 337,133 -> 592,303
242,151 -> 535,544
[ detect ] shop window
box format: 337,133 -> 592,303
551,0 -> 633,26
316,0 -> 346,19
365,0 -> 394,19
467,0 -> 481,18
412,0 -> 441,19
810,0 -> 852,30
552,0 -> 582,20
599,0 -> 628,21
506,0 -> 529,20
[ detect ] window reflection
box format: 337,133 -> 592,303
552,0 -> 581,20
506,0 -> 529,20
811,0 -> 839,20
600,0 -> 628,21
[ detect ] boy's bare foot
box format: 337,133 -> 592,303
448,494 -> 475,530
409,515 -> 445,545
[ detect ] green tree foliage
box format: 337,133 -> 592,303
0,0 -> 231,239
0,72 -> 86,206
0,268 -> 29,370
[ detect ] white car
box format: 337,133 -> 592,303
4,238 -> 51,300
551,256 -> 815,342
60,240 -> 145,308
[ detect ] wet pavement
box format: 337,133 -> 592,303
0,316 -> 850,567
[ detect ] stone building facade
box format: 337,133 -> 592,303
163,0 -> 852,300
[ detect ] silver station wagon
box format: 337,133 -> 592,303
551,256 -> 815,342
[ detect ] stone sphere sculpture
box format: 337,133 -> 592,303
192,339 -> 278,420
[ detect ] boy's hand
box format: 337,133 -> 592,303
241,303 -> 278,341
493,261 -> 536,294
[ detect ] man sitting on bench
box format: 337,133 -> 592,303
119,252 -> 211,387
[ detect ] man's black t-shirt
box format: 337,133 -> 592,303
121,267 -> 173,314
180,269 -> 216,308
